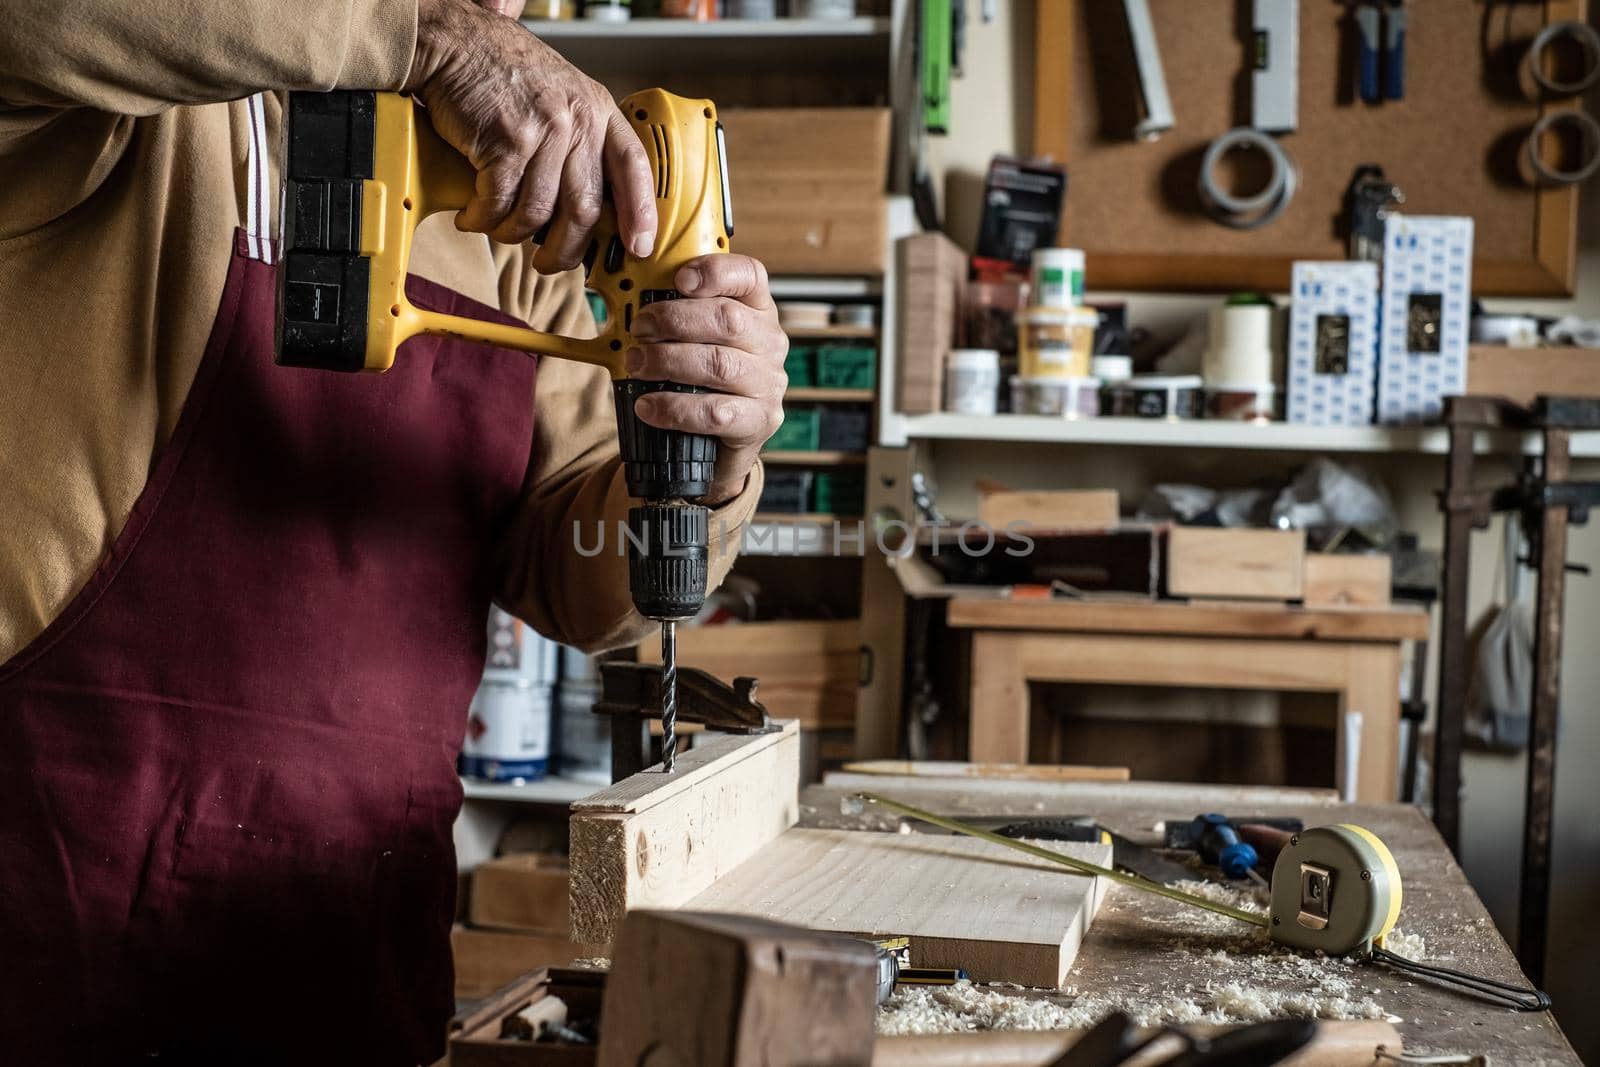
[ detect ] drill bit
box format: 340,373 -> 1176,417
660,619 -> 678,772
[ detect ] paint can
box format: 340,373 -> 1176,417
1011,375 -> 1101,418
726,0 -> 778,16
793,0 -> 856,17
1126,375 -> 1205,419
945,348 -> 1001,415
461,681 -> 552,782
1206,384 -> 1278,422
583,0 -> 630,19
832,303 -> 878,327
483,607 -> 559,687
1029,247 -> 1086,308
1018,307 -> 1096,379
556,681 -> 610,783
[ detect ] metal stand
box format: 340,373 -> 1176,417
592,661 -> 775,782
1435,394 -> 1599,983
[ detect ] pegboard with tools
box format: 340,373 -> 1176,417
1033,0 -> 1588,296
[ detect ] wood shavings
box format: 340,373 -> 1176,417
568,957 -> 611,970
877,880 -> 1426,1036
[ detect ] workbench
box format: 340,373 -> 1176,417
801,774 -> 1580,1064
946,599 -> 1431,803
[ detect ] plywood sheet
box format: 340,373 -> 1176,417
687,828 -> 1110,989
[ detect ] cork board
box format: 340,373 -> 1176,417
1033,0 -> 1585,296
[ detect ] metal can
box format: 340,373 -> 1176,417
461,681 -> 552,783
484,607 -> 559,687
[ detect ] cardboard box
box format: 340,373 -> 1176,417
895,232 -> 969,414
720,109 -> 890,275
977,490 -> 1120,532
1302,553 -> 1391,608
1287,261 -> 1379,426
1164,528 -> 1306,601
1377,215 -> 1474,425
469,853 -> 571,936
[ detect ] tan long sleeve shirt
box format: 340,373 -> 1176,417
0,0 -> 758,664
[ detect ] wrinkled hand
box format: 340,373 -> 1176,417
406,0 -> 657,270
627,255 -> 788,506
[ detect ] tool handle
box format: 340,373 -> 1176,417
1356,6 -> 1382,103
1383,10 -> 1407,101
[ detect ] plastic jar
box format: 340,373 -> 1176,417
1018,306 -> 1097,379
945,349 -> 1001,415
1010,376 -> 1101,418
1030,247 -> 1085,309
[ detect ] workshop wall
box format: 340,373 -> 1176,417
925,4 -> 1600,1059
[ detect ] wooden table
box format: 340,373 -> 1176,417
805,774 -> 1580,1064
946,598 -> 1431,803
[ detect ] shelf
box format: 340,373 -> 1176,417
460,775 -> 600,805
785,387 -> 874,402
752,512 -> 861,523
769,277 -> 883,299
892,413 -> 1600,458
761,450 -> 868,464
524,16 -> 889,38
783,324 -> 878,340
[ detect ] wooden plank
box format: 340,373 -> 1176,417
569,721 -> 800,944
840,759 -> 1130,783
945,597 -> 1429,642
1166,527 -> 1305,600
687,828 -> 1111,989
1302,554 -> 1392,608
638,621 -> 859,729
1468,344 -> 1600,407
468,853 -> 570,936
977,490 -> 1120,531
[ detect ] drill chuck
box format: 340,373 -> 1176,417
626,503 -> 709,621
613,379 -> 718,500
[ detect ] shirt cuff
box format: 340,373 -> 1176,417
341,0 -> 419,91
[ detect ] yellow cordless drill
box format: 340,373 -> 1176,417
275,88 -> 734,772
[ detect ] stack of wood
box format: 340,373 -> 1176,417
895,232 -> 969,415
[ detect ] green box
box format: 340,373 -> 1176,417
813,470 -> 866,516
816,344 -> 877,390
765,406 -> 821,452
784,345 -> 818,388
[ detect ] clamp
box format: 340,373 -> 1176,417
593,661 -> 776,780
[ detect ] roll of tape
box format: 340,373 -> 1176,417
1527,19 -> 1600,97
1198,128 -> 1297,230
1527,108 -> 1600,185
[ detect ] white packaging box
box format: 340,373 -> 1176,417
1287,261 -> 1380,426
1377,215 -> 1475,425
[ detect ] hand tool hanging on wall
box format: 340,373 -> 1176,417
1520,21 -> 1600,186
1198,0 -> 1299,228
277,89 -> 734,772
1343,165 -> 1405,261
1354,1 -> 1406,103
855,794 -> 1553,1012
1122,0 -> 1175,141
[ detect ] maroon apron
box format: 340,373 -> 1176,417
0,218 -> 538,1064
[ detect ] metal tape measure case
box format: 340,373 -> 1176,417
1268,824 -> 1402,955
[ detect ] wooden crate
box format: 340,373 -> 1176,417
1467,345 -> 1600,406
1302,553 -> 1391,608
450,967 -> 605,1067
1164,527 -> 1306,601
452,926 -> 604,1000
469,853 -> 571,937
978,490 -> 1120,531
638,619 -> 859,729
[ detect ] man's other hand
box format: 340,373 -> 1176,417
406,0 -> 658,270
625,255 -> 788,507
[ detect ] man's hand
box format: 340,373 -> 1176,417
626,255 -> 788,507
406,0 -> 657,269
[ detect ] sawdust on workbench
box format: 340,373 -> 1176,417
877,880 -> 1428,1036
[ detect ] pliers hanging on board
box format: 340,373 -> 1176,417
1355,0 -> 1408,103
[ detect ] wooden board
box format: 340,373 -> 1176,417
841,759 -> 1130,783
569,721 -> 800,945
1165,528 -> 1306,600
895,232 -> 969,415
977,490 -> 1121,531
1033,0 -> 1584,296
944,596 -> 1430,642
1302,553 -> 1392,608
687,828 -> 1112,989
1467,344 -> 1600,406
468,853 -> 571,936
638,620 -> 859,729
